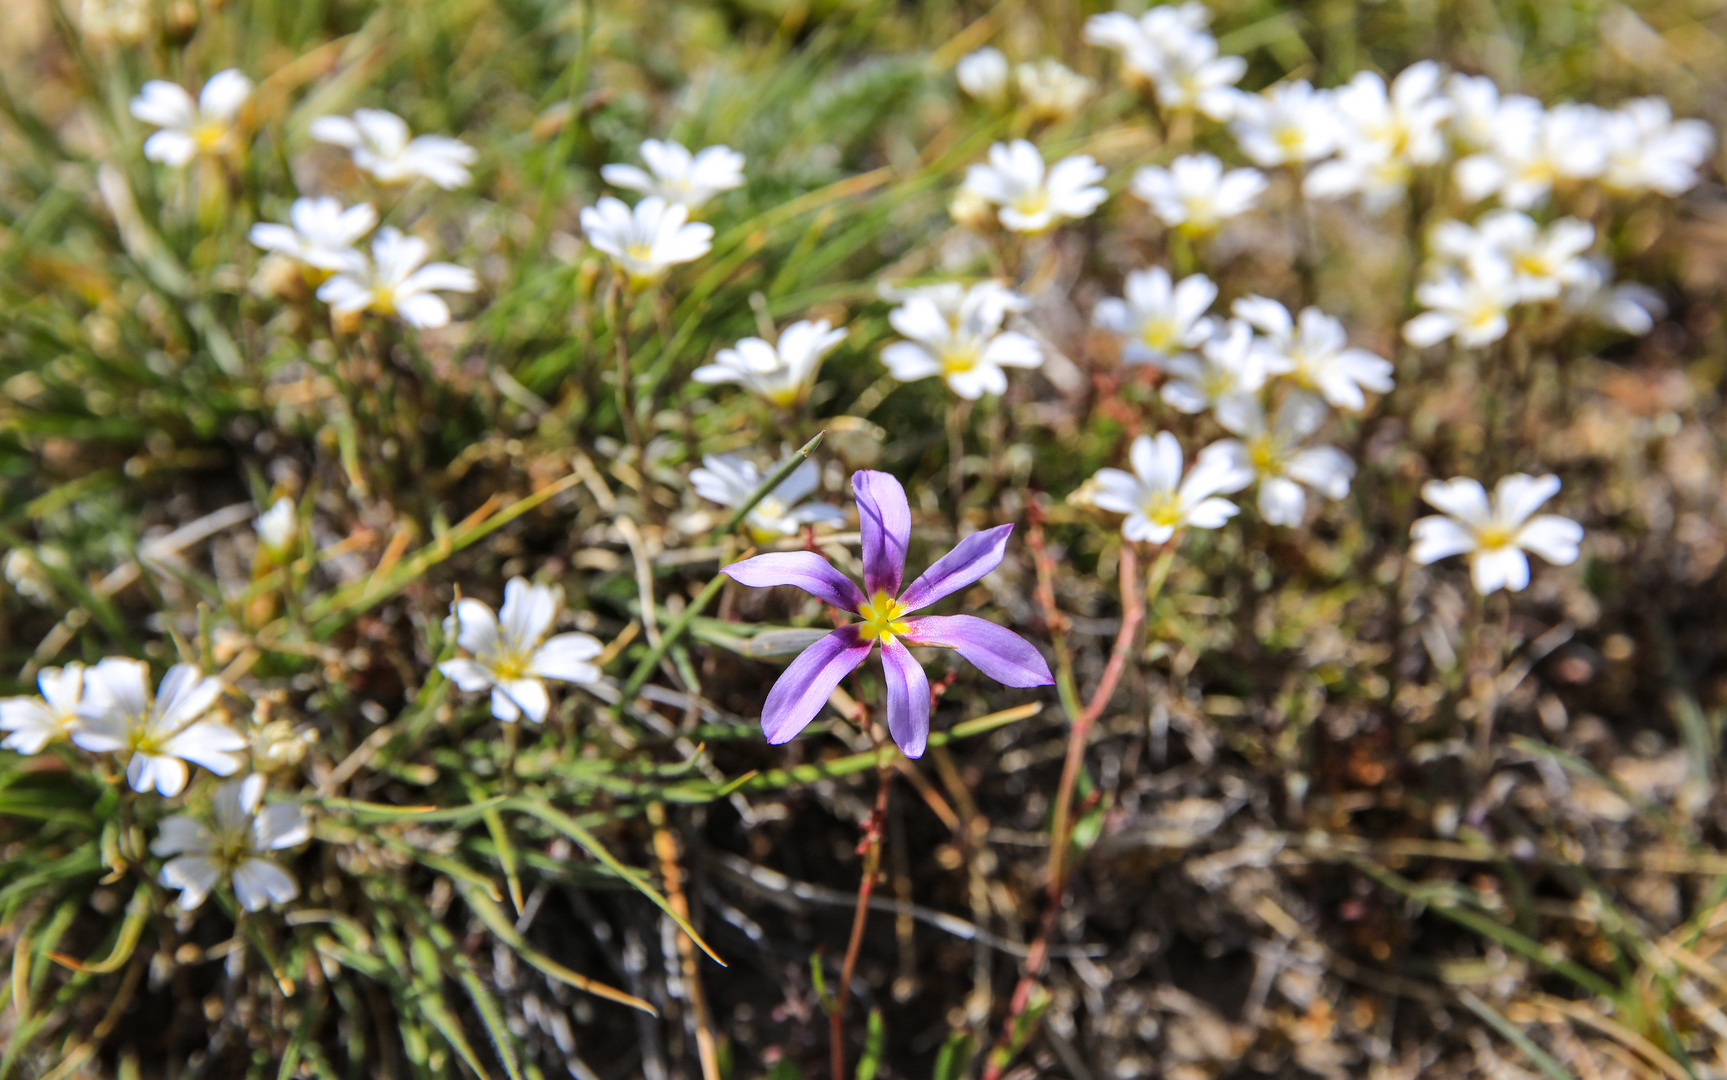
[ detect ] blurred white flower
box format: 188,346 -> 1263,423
882,282 -> 1042,399
1412,474 -> 1582,594
439,579 -> 605,723
153,775 -> 310,913
1601,98 -> 1715,196
1015,59 -> 1092,122
1092,267 -> 1216,366
310,108 -> 476,189
130,69 -> 252,166
961,140 -> 1108,233
1444,73 -> 1536,153
72,659 -> 244,797
601,139 -> 745,211
1159,319 -> 1271,414
254,497 -> 297,556
1454,102 -> 1608,208
1,664 -> 86,755
1481,211 -> 1595,301
879,280 -> 1029,329
1086,5 -> 1241,118
1229,80 -> 1342,166
1304,63 -> 1452,212
691,454 -> 846,543
1562,258 -> 1666,335
1131,154 -> 1265,235
1205,394 -> 1355,526
956,47 -> 1011,105
77,0 -> 151,44
693,319 -> 847,408
1089,432 -> 1250,543
1403,253 -> 1515,348
1232,296 -> 1393,411
317,227 -> 477,329
248,197 -> 374,275
581,195 -> 714,287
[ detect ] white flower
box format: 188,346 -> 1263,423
1205,394 -> 1355,527
152,775 -> 310,913
1444,73 -> 1532,152
1092,267 -> 1216,366
600,139 -> 746,211
1084,4 -> 1212,81
690,454 -> 846,543
882,283 -> 1043,399
439,579 -> 605,723
1,664 -> 86,755
878,280 -> 1028,327
1131,154 -> 1266,235
1302,144 -> 1415,215
1403,253 -> 1516,348
1335,62 -> 1453,164
1412,474 -> 1582,594
956,47 -> 1011,105
248,197 -> 374,275
1454,102 -> 1608,208
1479,210 -> 1595,301
1089,433 -> 1251,543
1015,59 -> 1093,122
316,227 -> 477,329
960,140 -> 1108,233
693,319 -> 846,408
580,195 -> 714,287
310,109 -> 476,189
72,659 -> 244,797
1229,80 -> 1343,166
130,69 -> 252,167
1561,258 -> 1665,335
1231,296 -> 1393,411
1159,319 -> 1270,414
254,497 -> 297,555
1601,98 -> 1714,196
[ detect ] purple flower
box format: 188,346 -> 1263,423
721,470 -> 1053,757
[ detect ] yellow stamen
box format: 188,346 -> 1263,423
1473,524 -> 1516,550
856,590 -> 911,647
1248,435 -> 1282,475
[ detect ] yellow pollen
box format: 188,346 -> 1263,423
1275,126 -> 1305,152
1248,435 -> 1282,474
371,284 -> 396,316
1473,524 -> 1516,550
1140,318 -> 1177,351
1012,191 -> 1050,219
490,652 -> 529,681
940,344 -> 981,375
1140,492 -> 1182,528
856,590 -> 911,646
193,122 -> 227,151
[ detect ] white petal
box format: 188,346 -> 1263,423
1493,473 -> 1561,526
255,803 -> 312,850
1471,546 -> 1530,594
163,722 -> 246,776
498,679 -> 550,723
1516,515 -> 1582,566
439,658 -> 498,692
198,70 -> 253,121
233,859 -> 298,912
450,598 -> 500,655
143,131 -> 197,167
530,633 -> 605,684
499,578 -> 557,650
1410,516 -> 1477,565
1258,477 -> 1308,527
1421,478 -> 1491,523
161,855 -> 221,911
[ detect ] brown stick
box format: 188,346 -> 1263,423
649,801 -> 721,1080
831,741 -> 893,1080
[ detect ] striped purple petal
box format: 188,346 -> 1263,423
879,638 -> 931,758
900,615 -> 1053,688
852,470 -> 910,598
897,524 -> 1013,612
722,551 -> 866,613
759,625 -> 873,744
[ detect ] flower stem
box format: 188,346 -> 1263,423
605,277 -> 647,470
831,733 -> 893,1080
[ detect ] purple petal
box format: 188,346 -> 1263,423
897,524 -> 1013,612
852,470 -> 910,598
759,625 -> 873,744
722,551 -> 866,612
879,639 -> 931,758
900,615 -> 1054,688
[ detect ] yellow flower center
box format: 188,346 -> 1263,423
940,343 -> 982,375
1140,317 -> 1178,352
1512,252 -> 1549,279
193,121 -> 228,152
856,591 -> 911,647
626,242 -> 657,266
371,284 -> 397,316
1248,435 -> 1283,475
1275,126 -> 1305,153
1473,524 -> 1516,551
490,651 -> 530,681
1140,491 -> 1183,528
1012,190 -> 1050,220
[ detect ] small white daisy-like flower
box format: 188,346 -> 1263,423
580,195 -> 714,287
72,659 -> 245,797
601,139 -> 746,212
310,108 -> 477,190
1084,4 -> 1212,84
1015,59 -> 1093,122
439,579 -> 605,724
1329,63 -> 1453,165
1444,73 -> 1536,153
1092,267 -> 1217,367
1454,102 -> 1608,209
1148,28 -> 1246,120
1601,98 -> 1715,196
1476,210 -> 1596,302
693,319 -> 848,408
248,197 -> 375,276
254,497 -> 297,557
1205,394 -> 1355,527
1229,80 -> 1343,167
1159,319 -> 1271,414
1131,153 -> 1266,236
316,227 -> 477,329
1403,252 -> 1516,348
1,664 -> 87,756
1231,296 -> 1393,412
956,47 -> 1011,105
960,139 -> 1108,234
882,282 -> 1043,399
1412,474 -> 1582,595
152,775 -> 310,913
1089,432 -> 1251,544
878,280 -> 1029,328
130,69 -> 252,167
691,454 -> 847,544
